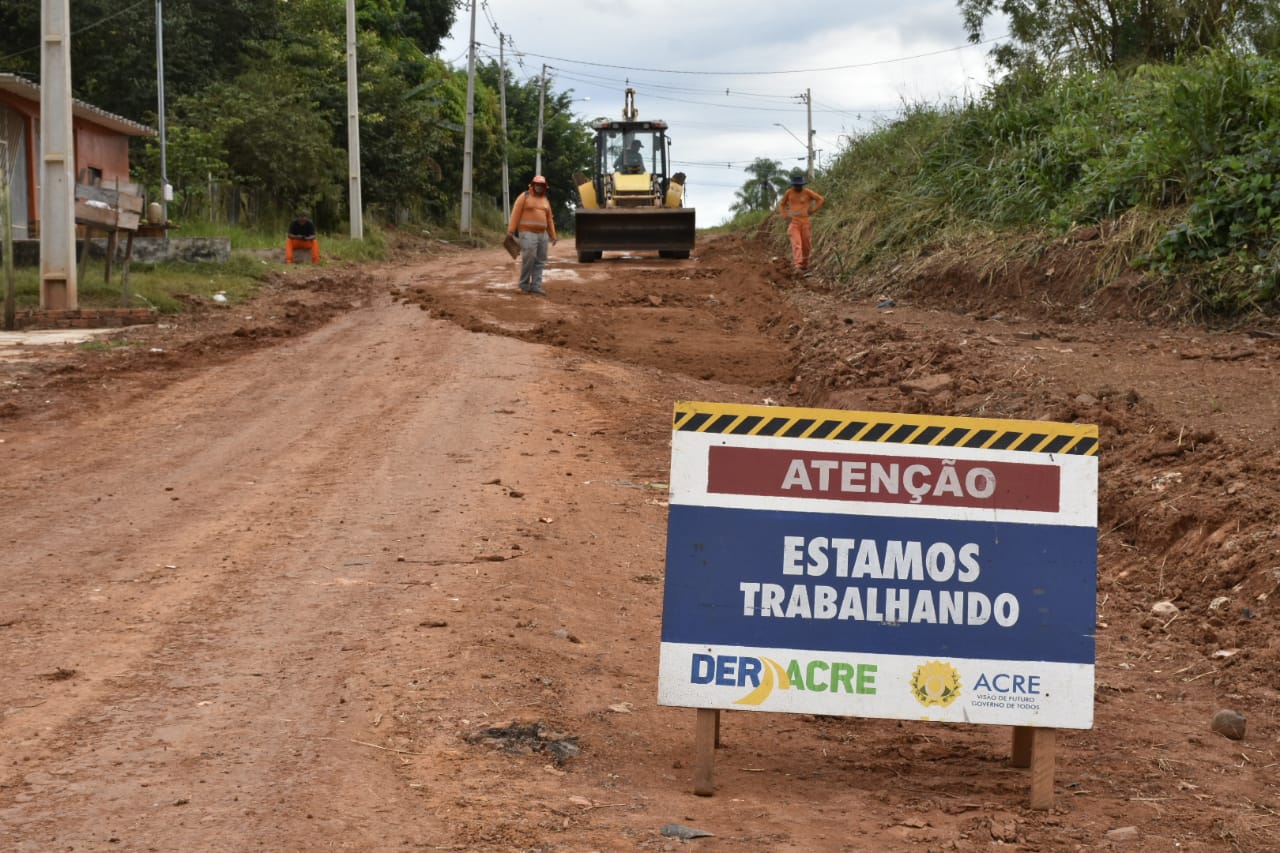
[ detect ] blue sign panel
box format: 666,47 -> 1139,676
657,402 -> 1099,728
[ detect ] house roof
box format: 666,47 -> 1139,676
0,73 -> 156,137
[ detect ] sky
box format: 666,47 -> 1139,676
438,0 -> 1006,227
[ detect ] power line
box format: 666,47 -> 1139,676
473,35 -> 1005,77
448,22 -> 1003,216
478,1 -> 528,74
480,0 -> 501,39
0,0 -> 153,65
547,67 -> 938,117
551,67 -> 797,101
691,180 -> 761,189
677,159 -> 793,168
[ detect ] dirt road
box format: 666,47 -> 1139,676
1,234 -> 1277,851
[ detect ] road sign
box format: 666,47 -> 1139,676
658,401 -> 1099,730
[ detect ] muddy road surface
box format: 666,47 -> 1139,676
1,233 -> 1278,851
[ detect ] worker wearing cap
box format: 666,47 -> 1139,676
507,175 -> 558,295
778,174 -> 824,273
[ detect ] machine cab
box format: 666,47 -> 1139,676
593,121 -> 675,207
606,127 -> 661,176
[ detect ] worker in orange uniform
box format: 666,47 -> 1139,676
507,175 -> 558,295
285,211 -> 320,264
778,174 -> 824,274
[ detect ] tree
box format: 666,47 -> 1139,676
0,0 -> 590,229
958,0 -> 1279,72
358,0 -> 459,54
478,64 -> 595,232
358,62 -> 461,221
730,158 -> 790,216
0,0 -> 282,122
175,70 -> 346,221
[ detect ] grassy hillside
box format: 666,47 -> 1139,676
802,49 -> 1280,319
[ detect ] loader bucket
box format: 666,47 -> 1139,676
574,208 -> 696,258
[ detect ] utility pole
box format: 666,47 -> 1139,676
346,0 -> 363,239
155,0 -> 170,226
40,0 -> 76,311
2,140 -> 14,330
459,0 -> 477,235
804,87 -> 814,181
535,64 -> 546,176
499,34 -> 510,218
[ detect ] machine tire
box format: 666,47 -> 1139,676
577,251 -> 602,263
658,250 -> 690,260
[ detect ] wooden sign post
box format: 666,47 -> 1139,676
658,402 -> 1098,809
75,179 -> 144,304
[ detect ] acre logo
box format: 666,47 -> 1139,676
910,660 -> 962,708
690,653 -> 877,706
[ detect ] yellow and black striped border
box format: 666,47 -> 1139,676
673,401 -> 1098,457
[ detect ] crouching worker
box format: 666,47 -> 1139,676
286,211 -> 320,264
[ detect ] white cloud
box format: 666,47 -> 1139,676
443,0 -> 999,226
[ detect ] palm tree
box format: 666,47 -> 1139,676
730,158 -> 791,215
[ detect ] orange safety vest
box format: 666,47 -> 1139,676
509,191 -> 557,238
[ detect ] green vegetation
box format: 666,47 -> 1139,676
78,338 -> 137,352
791,47 -> 1280,317
960,0 -> 1279,72
6,3 -> 1276,320
5,254 -> 268,314
2,218 -> 399,313
0,0 -> 593,235
708,3 -> 1280,319
730,159 -> 794,216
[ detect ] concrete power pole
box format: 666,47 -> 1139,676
805,88 -> 814,181
459,0 -> 477,235
2,141 -> 14,330
535,64 -> 546,176
499,34 -> 510,219
40,0 -> 77,311
156,0 -> 170,227
346,0 -> 364,239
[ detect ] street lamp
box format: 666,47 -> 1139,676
773,122 -> 806,149
565,96 -> 591,121
774,122 -> 815,178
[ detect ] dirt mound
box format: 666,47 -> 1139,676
0,265 -> 382,426
396,234 -> 802,387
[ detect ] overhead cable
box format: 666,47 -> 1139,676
472,35 -> 1006,76
0,0 -> 152,64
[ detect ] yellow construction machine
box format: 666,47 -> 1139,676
573,89 -> 695,262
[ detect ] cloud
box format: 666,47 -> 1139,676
445,1 -> 999,226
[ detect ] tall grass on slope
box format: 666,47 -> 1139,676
813,50 -> 1280,315
812,104 -> 974,278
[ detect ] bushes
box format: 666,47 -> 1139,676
1151,125 -> 1280,309
816,49 -> 1280,315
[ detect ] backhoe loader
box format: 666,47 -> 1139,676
573,89 -> 695,262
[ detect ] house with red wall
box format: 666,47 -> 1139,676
0,72 -> 155,239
